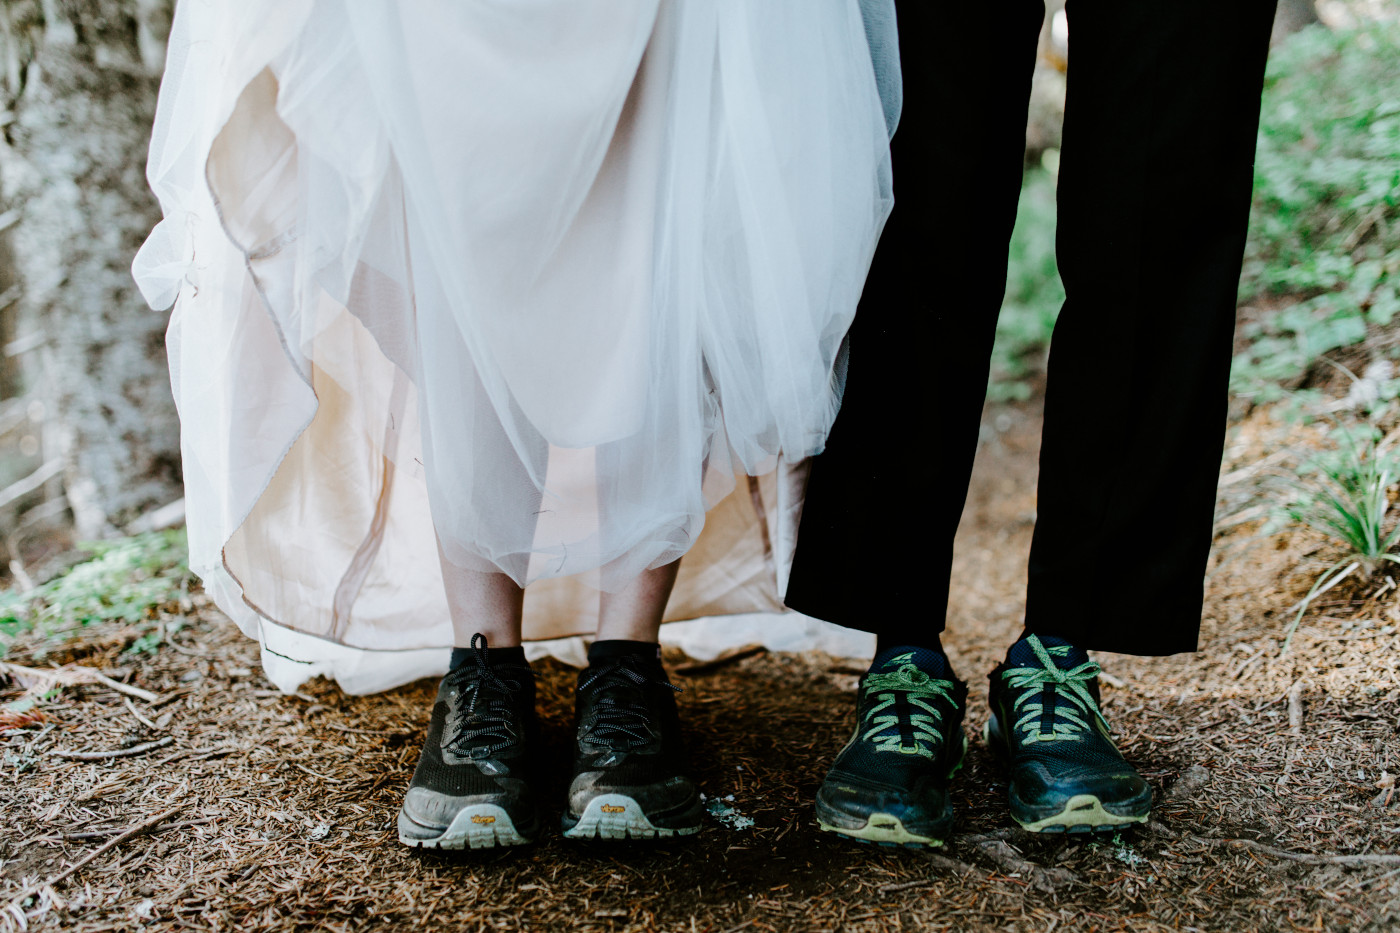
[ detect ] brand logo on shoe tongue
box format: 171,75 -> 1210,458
885,652 -> 915,669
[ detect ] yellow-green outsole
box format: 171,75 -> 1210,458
1014,793 -> 1150,833
818,813 -> 946,848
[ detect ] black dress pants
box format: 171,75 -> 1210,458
784,0 -> 1279,656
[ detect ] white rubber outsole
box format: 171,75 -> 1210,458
398,804 -> 532,850
562,793 -> 701,841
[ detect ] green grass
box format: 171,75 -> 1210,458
1274,420 -> 1400,650
0,528 -> 191,658
1283,423 -> 1400,575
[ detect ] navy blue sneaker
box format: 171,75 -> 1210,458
815,646 -> 968,847
986,634 -> 1151,833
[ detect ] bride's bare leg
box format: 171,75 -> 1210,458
399,540 -> 535,851
595,559 -> 681,642
438,540 -> 525,648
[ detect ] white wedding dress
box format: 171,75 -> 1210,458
135,0 -> 899,693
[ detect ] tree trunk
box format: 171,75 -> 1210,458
0,0 -> 178,549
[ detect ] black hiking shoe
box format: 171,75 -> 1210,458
397,634 -> 542,849
815,646 -> 968,848
985,634 -> 1151,833
562,649 -> 703,840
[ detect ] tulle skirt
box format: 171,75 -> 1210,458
134,0 -> 899,692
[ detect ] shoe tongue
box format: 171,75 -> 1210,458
1005,633 -> 1089,670
869,644 -> 950,678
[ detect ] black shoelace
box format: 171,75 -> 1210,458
442,633 -> 531,760
577,659 -> 680,750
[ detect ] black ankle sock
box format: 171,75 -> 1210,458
587,639 -> 664,675
450,643 -> 528,671
869,641 -> 952,679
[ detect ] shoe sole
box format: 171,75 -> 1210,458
397,803 -> 534,849
982,719 -> 1151,834
562,793 -> 702,841
814,732 -> 968,849
817,812 -> 946,848
1012,793 -> 1150,834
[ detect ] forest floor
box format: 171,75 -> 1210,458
2,394 -> 1399,932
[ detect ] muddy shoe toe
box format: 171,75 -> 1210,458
397,634 -> 542,849
986,634 -> 1151,833
562,649 -> 702,840
815,647 -> 968,848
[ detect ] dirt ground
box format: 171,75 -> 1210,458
3,396 -> 1399,932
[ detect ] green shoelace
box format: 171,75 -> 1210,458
1001,635 -> 1108,744
861,654 -> 955,760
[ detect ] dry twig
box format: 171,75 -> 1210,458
23,818 -> 216,845
1287,680 -> 1306,736
1190,834 -> 1400,867
883,852 -> 980,891
879,879 -> 938,894
0,661 -> 162,704
952,834 -> 1079,892
1150,822 -> 1400,866
48,737 -> 173,761
5,803 -> 186,916
921,852 -> 978,875
123,696 -> 158,731
1098,669 -> 1129,689
324,722 -> 408,737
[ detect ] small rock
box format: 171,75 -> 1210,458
1168,764 -> 1212,800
